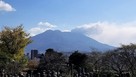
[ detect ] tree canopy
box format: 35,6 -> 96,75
69,51 -> 88,68
44,48 -> 66,70
0,25 -> 31,61
0,25 -> 31,73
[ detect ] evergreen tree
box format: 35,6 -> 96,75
69,51 -> 88,68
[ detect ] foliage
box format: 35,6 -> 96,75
99,43 -> 136,77
37,54 -> 46,70
0,51 -> 10,70
69,51 -> 88,69
27,58 -> 39,70
0,25 -> 31,74
0,25 -> 31,60
104,51 -> 126,76
116,44 -> 136,77
82,43 -> 136,77
87,51 -> 103,72
44,48 -> 66,71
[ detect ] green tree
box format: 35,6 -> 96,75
0,25 -> 31,73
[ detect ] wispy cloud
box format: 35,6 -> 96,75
72,21 -> 136,46
0,1 -> 15,12
28,21 -> 57,36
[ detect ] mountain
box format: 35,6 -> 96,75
25,30 -> 114,53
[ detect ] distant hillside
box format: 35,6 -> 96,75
25,30 -> 114,53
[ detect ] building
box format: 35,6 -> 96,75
31,49 -> 38,59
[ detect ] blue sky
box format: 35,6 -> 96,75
1,0 -> 136,46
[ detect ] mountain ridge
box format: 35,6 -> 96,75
25,30 -> 114,53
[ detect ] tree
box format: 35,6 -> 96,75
101,44 -> 136,77
0,51 -> 9,70
87,51 -> 103,73
44,48 -> 66,71
37,54 -> 46,70
116,44 -> 136,77
0,25 -> 31,73
27,58 -> 39,70
69,51 -> 88,69
107,51 -> 126,77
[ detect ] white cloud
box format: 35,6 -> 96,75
38,22 -> 56,28
29,21 -> 136,47
72,22 -> 103,35
28,22 -> 57,36
72,21 -> 136,47
61,29 -> 71,32
0,1 -> 15,12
